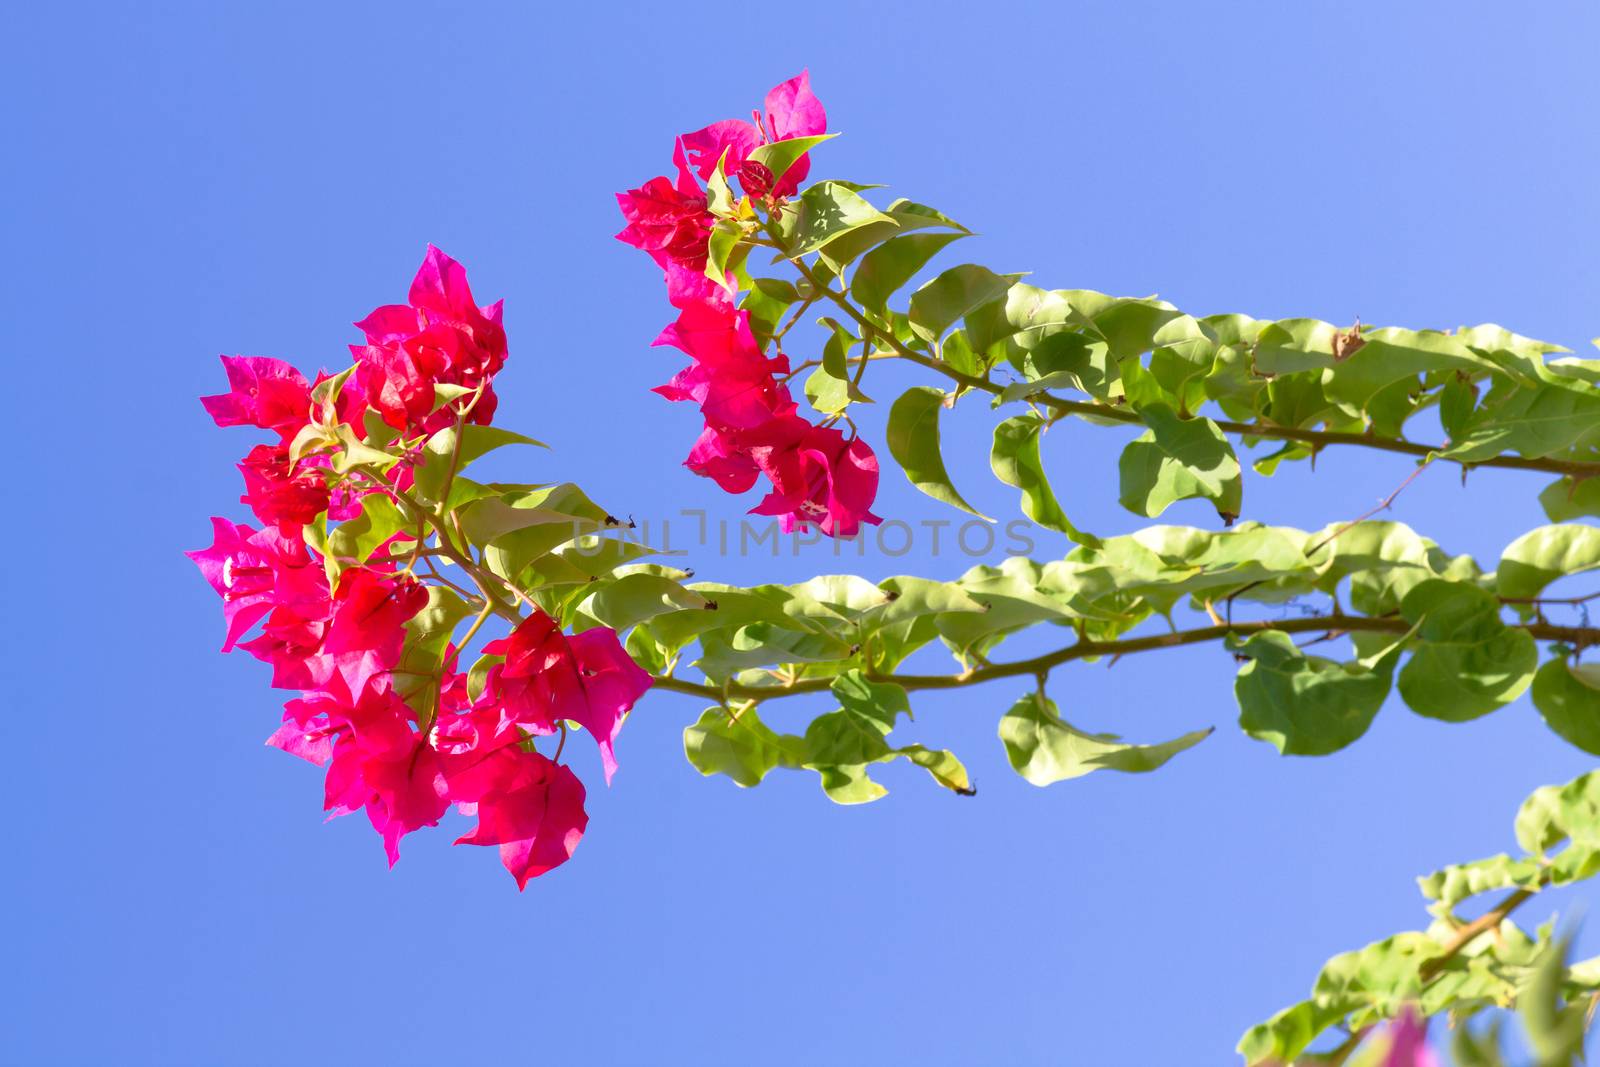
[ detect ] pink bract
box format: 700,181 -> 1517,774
616,141 -> 715,271
613,71 -> 882,536
201,356 -> 313,441
481,610 -> 653,785
679,71 -> 827,198
1380,1007 -> 1440,1067
353,245 -> 507,432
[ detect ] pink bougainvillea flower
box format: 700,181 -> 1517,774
266,704 -> 340,766
239,604 -> 333,690
231,564 -> 423,696
269,678 -> 448,865
316,689 -> 449,865
684,424 -> 761,493
651,294 -> 799,430
616,141 -> 715,271
234,566 -> 427,700
665,261 -> 738,312
187,517 -> 329,651
483,759 -> 588,889
320,567 -> 429,697
430,705 -> 590,887
1379,1007 -> 1440,1067
651,283 -> 757,363
446,742 -> 589,888
480,610 -> 653,784
350,341 -> 438,432
679,71 -> 826,199
237,443 -> 331,530
749,423 -> 882,538
324,569 -> 428,659
353,245 -> 507,432
645,278 -> 882,531
201,356 -> 313,441
654,355 -> 796,432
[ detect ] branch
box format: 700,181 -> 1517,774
1418,887 -> 1540,983
778,247 -> 1600,481
648,613 -> 1600,704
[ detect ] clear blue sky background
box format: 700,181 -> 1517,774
6,2 -> 1599,1063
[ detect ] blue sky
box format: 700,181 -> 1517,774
6,2 -> 1599,1063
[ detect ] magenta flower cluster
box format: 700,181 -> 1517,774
616,72 -> 883,537
190,249 -> 651,888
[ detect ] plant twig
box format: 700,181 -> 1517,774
1419,887 -> 1539,982
768,237 -> 1600,480
648,613 -> 1600,704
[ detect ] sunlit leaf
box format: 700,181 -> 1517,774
886,386 -> 991,519
998,690 -> 1210,786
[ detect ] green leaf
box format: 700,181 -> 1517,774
907,264 -> 1025,344
746,133 -> 837,184
897,744 -> 973,794
1451,1018 -> 1508,1067
990,414 -> 1097,545
1497,524 -> 1600,601
1538,476 -> 1600,523
885,386 -> 991,519
579,573 -> 707,632
851,231 -> 967,318
460,484 -> 619,583
814,200 -> 967,276
1232,630 -> 1396,755
459,483 -> 609,546
1418,853 -> 1547,911
431,382 -> 476,406
1514,771 -> 1600,855
309,364 -> 357,419
773,181 -> 897,256
868,575 -> 985,632
1397,579 -> 1537,721
1117,404 -> 1242,522
413,424 -> 545,505
524,536 -> 656,590
703,218 -> 743,283
467,652 -> 501,703
329,422 -> 403,475
742,276 -> 799,340
803,319 -> 868,414
998,690 -> 1211,786
1237,999 -> 1354,1065
287,421 -> 339,467
1520,932 -> 1587,1066
302,515 -> 335,582
793,672 -> 973,803
1320,327 -> 1498,415
706,149 -> 736,215
327,493 -> 407,565
1439,375 -> 1479,439
1532,652 -> 1600,755
394,586 -> 476,727
683,705 -> 806,787
1445,371 -> 1600,462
